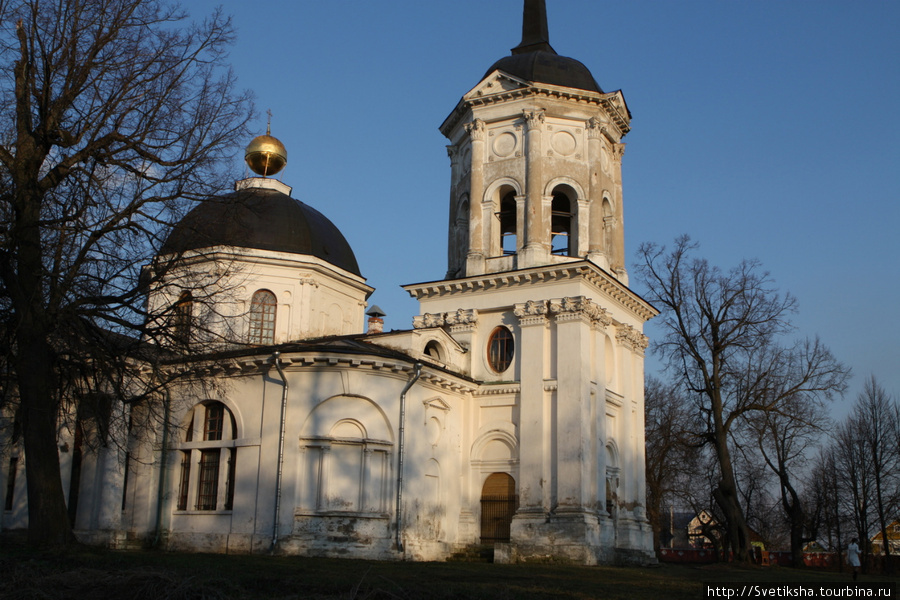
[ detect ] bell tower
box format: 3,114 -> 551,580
441,0 -> 631,282
407,0 -> 656,564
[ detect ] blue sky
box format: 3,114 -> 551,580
190,1 -> 900,410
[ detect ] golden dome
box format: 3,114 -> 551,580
245,133 -> 287,177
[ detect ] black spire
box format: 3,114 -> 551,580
511,0 -> 556,55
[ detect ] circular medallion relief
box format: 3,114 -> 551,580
492,132 -> 517,158
551,131 -> 577,156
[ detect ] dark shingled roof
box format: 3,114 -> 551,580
482,0 -> 603,94
160,186 -> 361,277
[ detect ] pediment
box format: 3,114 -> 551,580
423,396 -> 451,412
464,70 -> 531,101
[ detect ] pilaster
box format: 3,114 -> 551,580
465,119 -> 487,275
586,117 -> 609,269
511,300 -> 548,513
522,110 -> 548,266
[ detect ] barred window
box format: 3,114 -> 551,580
177,451 -> 191,511
176,401 -> 237,512
197,450 -> 220,511
248,289 -> 277,345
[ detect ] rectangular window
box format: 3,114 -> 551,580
204,404 -> 224,441
197,450 -> 220,510
177,451 -> 191,511
5,456 -> 18,511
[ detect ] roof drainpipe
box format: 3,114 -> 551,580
395,362 -> 423,555
270,352 -> 289,553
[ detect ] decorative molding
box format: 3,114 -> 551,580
514,299 -> 548,327
414,308 -> 478,331
464,118 -> 486,142
548,296 -> 611,327
615,324 -> 649,354
476,383 -> 521,396
423,397 -> 451,412
413,312 -> 446,329
445,308 -> 478,326
523,109 -> 545,131
403,262 -> 657,322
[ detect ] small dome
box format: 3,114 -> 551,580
484,51 -> 602,94
160,186 -> 361,276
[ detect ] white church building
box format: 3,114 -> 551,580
1,0 -> 656,565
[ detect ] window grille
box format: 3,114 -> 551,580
197,450 -> 220,511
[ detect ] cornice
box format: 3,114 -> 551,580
159,351 -> 477,394
403,261 -> 657,322
153,246 -> 373,295
442,84 -> 629,140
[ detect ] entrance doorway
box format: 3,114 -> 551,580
480,472 -> 517,544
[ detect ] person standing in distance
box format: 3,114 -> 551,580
847,537 -> 861,581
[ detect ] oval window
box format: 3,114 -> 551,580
487,326 -> 514,373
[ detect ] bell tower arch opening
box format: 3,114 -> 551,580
550,185 -> 577,256
499,190 -> 518,256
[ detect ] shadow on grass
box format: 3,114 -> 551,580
1,541 -> 898,600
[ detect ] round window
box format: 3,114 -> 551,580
487,326 -> 514,373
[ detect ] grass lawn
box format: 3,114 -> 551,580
1,543 -> 898,599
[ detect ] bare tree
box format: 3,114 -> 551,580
851,376 -> 898,572
807,447 -> 845,570
644,375 -> 698,553
833,415 -> 876,571
636,236 -> 849,562
0,0 -> 252,546
745,393 -> 829,566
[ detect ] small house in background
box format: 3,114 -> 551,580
871,521 -> 900,555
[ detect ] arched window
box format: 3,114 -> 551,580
248,289 -> 277,345
176,401 -> 237,512
487,326 -> 514,373
424,340 -> 444,362
551,191 -> 573,256
499,191 -> 517,255
173,291 -> 192,346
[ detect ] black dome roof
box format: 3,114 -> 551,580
160,186 -> 362,277
484,51 -> 602,94
483,0 -> 602,94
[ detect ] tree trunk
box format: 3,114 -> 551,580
711,392 -> 751,563
16,336 -> 77,547
789,503 -> 805,568
11,179 -> 77,547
